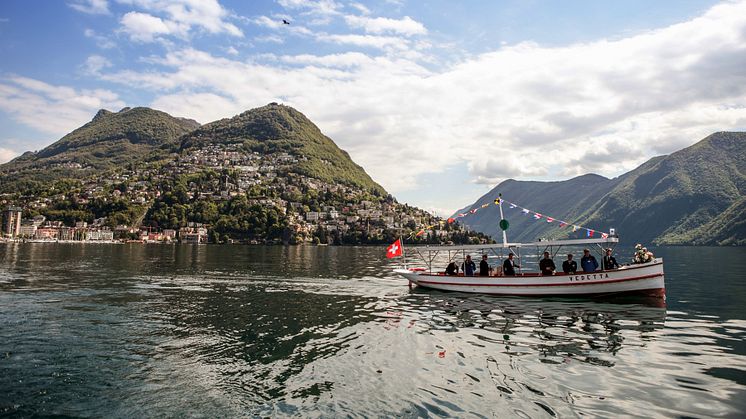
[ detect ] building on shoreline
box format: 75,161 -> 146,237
3,206 -> 23,238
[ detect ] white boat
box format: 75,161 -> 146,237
394,235 -> 665,299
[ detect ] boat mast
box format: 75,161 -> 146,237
497,194 -> 508,246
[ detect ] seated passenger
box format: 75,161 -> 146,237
539,251 -> 556,276
445,261 -> 458,276
562,254 -> 577,274
502,253 -> 520,276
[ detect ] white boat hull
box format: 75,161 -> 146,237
395,258 -> 665,298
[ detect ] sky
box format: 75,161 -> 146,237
1,0 -> 745,216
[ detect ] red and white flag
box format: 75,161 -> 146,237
386,239 -> 403,258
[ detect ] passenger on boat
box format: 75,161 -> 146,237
445,261 -> 459,276
479,254 -> 490,276
602,248 -> 620,270
580,249 -> 599,272
462,255 -> 476,276
503,253 -> 520,276
539,251 -> 556,276
562,254 -> 577,274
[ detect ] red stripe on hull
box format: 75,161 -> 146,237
413,273 -> 663,288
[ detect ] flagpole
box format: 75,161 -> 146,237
497,194 -> 508,246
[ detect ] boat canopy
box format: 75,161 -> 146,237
402,237 -> 619,252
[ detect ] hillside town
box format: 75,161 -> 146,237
1,143 -> 489,245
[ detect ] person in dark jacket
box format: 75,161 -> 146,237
562,254 -> 577,274
462,255 -> 476,276
503,253 -> 519,276
602,248 -> 620,270
479,254 -> 490,276
539,251 -> 556,276
445,261 -> 458,276
580,249 -> 599,272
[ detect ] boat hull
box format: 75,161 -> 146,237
395,259 -> 665,298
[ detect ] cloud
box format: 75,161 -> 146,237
83,55 -> 113,75
277,0 -> 342,25
68,0 -> 110,15
0,76 -> 125,137
84,28 -> 116,49
0,147 -> 19,164
120,11 -> 174,42
344,15 -> 426,36
117,0 -> 243,42
29,1 -> 746,196
316,33 -> 409,50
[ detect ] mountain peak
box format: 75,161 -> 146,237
92,109 -> 113,122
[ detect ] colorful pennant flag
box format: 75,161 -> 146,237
509,203 -> 517,209
494,198 -> 502,205
601,233 -> 608,239
522,209 -> 530,214
587,229 -> 594,238
546,217 -> 554,223
534,213 -> 542,220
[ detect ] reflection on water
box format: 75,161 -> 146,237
1,244 -> 745,417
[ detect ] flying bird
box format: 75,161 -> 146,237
282,19 -> 290,25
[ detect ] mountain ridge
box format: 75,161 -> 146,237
456,132 -> 746,245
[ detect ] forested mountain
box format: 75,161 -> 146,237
456,132 -> 746,246
179,103 -> 385,194
0,107 -> 200,194
0,104 -> 487,245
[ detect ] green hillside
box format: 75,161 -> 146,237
180,103 -> 385,194
0,107 -> 199,193
458,132 -> 746,245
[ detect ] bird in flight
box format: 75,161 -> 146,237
282,19 -> 290,25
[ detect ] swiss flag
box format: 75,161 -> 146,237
386,239 -> 403,258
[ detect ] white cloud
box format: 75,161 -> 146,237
84,28 -> 116,49
277,0 -> 342,25
83,55 -> 113,75
0,147 -> 18,164
0,76 -> 125,137
68,0 -> 110,15
30,1 -> 746,198
344,15 -> 426,36
349,3 -> 370,15
120,11 -> 174,42
117,0 -> 243,42
317,33 -> 410,50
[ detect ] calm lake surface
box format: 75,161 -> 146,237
1,244 -> 745,418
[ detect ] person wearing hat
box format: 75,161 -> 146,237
602,248 -> 619,270
580,248 -> 598,273
503,253 -> 520,276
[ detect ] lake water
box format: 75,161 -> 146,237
1,244 -> 745,417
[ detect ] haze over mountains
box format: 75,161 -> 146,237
456,132 -> 746,246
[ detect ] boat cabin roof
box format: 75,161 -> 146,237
404,237 -> 619,252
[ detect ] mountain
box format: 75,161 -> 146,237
456,132 -> 746,246
0,103 -> 487,245
179,103 -> 385,194
0,107 -> 200,193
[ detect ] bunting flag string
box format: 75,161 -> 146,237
401,196 -> 610,241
